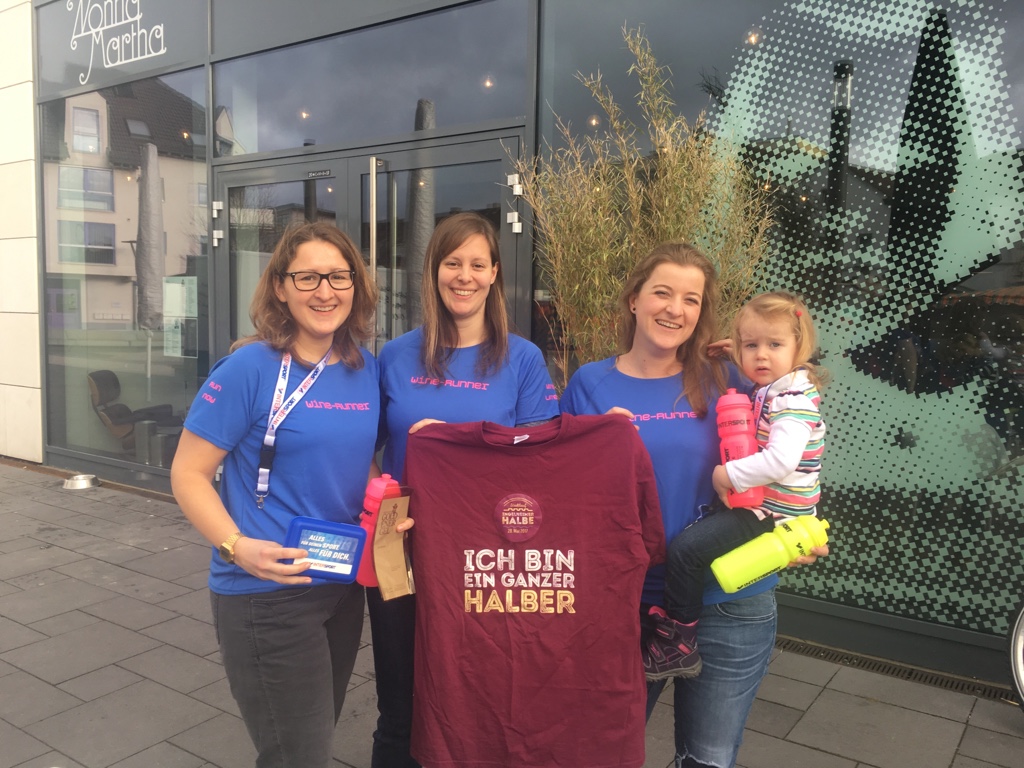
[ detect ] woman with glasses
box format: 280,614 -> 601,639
370,211 -> 559,768
172,221 -> 404,768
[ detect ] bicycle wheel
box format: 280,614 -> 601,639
1009,599 -> 1024,708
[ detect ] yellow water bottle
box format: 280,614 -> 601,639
711,517 -> 830,593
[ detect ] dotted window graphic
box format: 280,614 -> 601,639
711,0 -> 1024,635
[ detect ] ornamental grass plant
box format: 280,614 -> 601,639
516,28 -> 773,390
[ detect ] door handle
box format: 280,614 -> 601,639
369,157 -> 379,277
369,156 -> 379,353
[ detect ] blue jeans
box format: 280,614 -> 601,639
211,583 -> 364,768
366,588 -> 421,768
646,589 -> 777,768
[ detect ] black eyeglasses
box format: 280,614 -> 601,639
282,270 -> 356,291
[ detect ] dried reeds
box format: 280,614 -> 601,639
517,27 -> 773,390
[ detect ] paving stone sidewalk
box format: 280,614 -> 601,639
0,460 -> 1021,768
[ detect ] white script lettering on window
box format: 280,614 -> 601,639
69,0 -> 167,86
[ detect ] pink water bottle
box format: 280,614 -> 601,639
356,474 -> 402,587
716,389 -> 764,508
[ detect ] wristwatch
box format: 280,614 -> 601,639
218,532 -> 245,564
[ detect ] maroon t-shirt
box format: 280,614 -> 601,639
405,414 -> 665,768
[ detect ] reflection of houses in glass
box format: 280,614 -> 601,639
214,106 -> 246,157
40,77 -> 208,334
39,73 -> 206,462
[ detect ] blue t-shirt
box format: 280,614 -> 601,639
560,357 -> 776,606
184,341 -> 379,595
378,328 -> 559,482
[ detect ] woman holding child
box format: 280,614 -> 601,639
561,241 -> 827,768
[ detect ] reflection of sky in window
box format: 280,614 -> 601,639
214,0 -> 527,156
541,0 -> 1024,165
539,0 -> 782,150
159,69 -> 204,99
157,68 -> 206,133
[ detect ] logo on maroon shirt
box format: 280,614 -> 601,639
495,494 -> 542,542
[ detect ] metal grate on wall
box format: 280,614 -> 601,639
775,636 -> 1019,705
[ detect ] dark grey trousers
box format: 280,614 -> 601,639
211,583 -> 365,768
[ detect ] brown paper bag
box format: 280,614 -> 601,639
373,494 -> 415,600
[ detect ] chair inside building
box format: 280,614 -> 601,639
86,370 -> 184,459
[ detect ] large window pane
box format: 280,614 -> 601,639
213,0 -> 528,157
41,68 -> 208,469
539,1 -> 1024,639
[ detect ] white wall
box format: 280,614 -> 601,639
0,0 -> 42,461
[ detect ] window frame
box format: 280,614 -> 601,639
57,166 -> 115,211
125,118 -> 152,137
72,107 -> 100,153
57,220 -> 116,265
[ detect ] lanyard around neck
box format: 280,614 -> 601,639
255,349 -> 330,508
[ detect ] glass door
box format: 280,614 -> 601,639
213,159 -> 346,357
354,139 -> 523,351
213,136 -> 524,362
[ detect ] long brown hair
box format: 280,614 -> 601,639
420,211 -> 509,380
731,291 -> 828,389
233,221 -> 377,369
618,241 -> 727,417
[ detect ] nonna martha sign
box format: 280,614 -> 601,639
68,0 -> 167,86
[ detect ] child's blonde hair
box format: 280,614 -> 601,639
731,291 -> 828,389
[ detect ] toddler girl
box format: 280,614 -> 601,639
644,291 -> 827,680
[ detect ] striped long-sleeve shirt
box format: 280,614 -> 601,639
725,368 -> 825,520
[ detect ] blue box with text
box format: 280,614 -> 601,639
284,517 -> 366,584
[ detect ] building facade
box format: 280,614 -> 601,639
7,0 -> 1024,681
